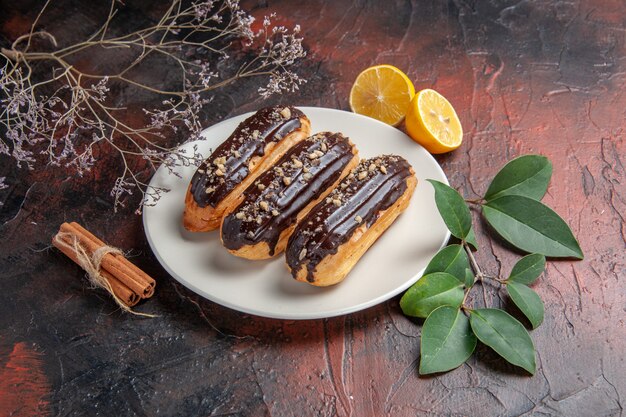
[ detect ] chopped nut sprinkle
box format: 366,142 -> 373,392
299,248 -> 307,261
303,172 -> 313,180
325,197 -> 332,204
215,169 -> 224,176
380,165 -> 387,174
271,209 -> 279,216
307,152 -> 319,160
280,107 -> 292,119
283,177 -> 292,186
368,163 -> 376,172
259,201 -> 269,211
332,198 -> 341,207
358,171 -> 368,180
292,158 -> 303,168
355,215 -> 363,223
252,130 -> 260,139
257,183 -> 266,190
320,142 -> 328,152
205,187 -> 215,194
214,157 -> 226,165
235,212 -> 245,220
233,150 -> 241,158
217,163 -> 226,172
314,150 -> 325,158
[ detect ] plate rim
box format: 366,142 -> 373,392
143,106 -> 451,320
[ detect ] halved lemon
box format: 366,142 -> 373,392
405,89 -> 463,154
349,65 -> 415,126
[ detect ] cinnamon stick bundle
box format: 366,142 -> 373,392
52,222 -> 156,309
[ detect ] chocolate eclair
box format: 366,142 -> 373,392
183,106 -> 311,232
285,155 -> 417,286
220,132 -> 359,260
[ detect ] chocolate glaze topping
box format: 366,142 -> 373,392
221,132 -> 356,256
190,106 -> 304,208
285,155 -> 413,282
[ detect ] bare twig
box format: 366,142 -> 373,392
0,0 -> 306,212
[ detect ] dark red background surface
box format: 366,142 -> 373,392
1,1 -> 625,416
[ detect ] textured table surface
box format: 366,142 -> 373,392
1,1 -> 625,416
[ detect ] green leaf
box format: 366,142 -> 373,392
400,272 -> 465,318
508,254 -> 546,284
482,195 -> 583,259
469,308 -> 536,374
507,282 -> 544,329
423,244 -> 469,283
420,306 -> 477,375
465,227 -> 478,250
427,180 -> 472,240
484,155 -> 552,201
464,268 -> 475,289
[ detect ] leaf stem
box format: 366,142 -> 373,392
482,275 -> 506,284
460,241 -> 482,312
463,242 -> 483,280
465,198 -> 485,205
460,289 -> 472,314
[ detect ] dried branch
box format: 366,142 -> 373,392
0,0 -> 306,212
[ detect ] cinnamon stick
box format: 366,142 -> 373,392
52,235 -> 140,307
70,222 -> 156,296
59,222 -> 155,298
53,221 -> 156,309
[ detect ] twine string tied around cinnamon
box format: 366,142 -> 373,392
53,231 -> 156,317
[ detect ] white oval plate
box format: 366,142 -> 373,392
143,107 -> 450,320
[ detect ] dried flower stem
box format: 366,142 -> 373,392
0,0 -> 306,212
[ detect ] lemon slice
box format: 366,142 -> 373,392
405,89 -> 463,154
349,65 -> 415,126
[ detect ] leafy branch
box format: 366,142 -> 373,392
401,155 -> 583,375
0,0 -> 306,211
